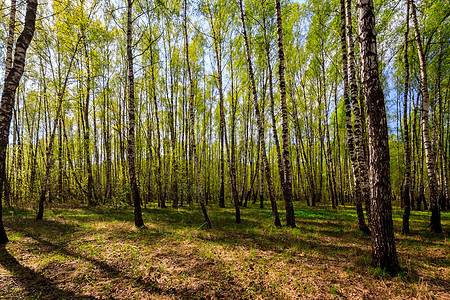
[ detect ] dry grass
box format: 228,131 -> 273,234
0,204 -> 449,299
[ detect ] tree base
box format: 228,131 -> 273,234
360,225 -> 371,235
0,224 -> 8,245
274,217 -> 282,228
430,207 -> 442,233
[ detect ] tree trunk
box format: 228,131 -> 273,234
127,0 -> 144,228
319,31 -> 337,209
3,0 -> 17,210
219,120 -> 225,208
324,85 -> 337,209
261,0 -> 284,189
402,0 -> 411,234
207,8 -> 240,217
4,0 -> 16,79
410,0 -> 442,233
259,152 -> 264,209
58,116 -> 63,202
346,0 -> 371,224
83,42 -> 96,207
0,0 -> 37,244
150,45 -> 163,209
168,74 -> 179,208
334,81 -> 343,206
274,0 -> 295,228
227,44 -> 240,218
357,0 -> 400,274
184,0 -> 212,229
103,56 -> 112,203
26,81 -> 41,203
238,0 -> 281,227
340,0 -> 370,234
437,32 -> 448,211
36,38 -> 81,220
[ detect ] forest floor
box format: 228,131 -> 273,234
0,203 -> 449,299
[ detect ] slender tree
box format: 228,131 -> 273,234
410,0 -> 442,233
274,0 -> 295,227
82,42 -> 96,207
184,0 -> 212,229
437,32 -> 448,210
346,0 -> 371,225
2,0 -> 17,210
204,2 -> 239,213
5,0 -> 16,79
402,0 -> 412,234
126,0 -> 144,228
340,0 -> 370,234
0,0 -> 38,244
237,0 -> 281,227
36,37 -> 81,220
261,0 -> 284,188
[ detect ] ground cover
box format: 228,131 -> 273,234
0,204 -> 448,299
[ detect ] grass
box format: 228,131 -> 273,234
0,203 -> 449,299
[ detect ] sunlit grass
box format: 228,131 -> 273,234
0,203 -> 448,299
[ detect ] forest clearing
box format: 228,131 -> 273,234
0,205 -> 449,299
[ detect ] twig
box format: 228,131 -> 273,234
195,222 -> 207,231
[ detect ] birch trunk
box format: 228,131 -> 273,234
184,0 -> 212,229
227,44 -> 240,218
346,0 -> 371,224
274,0 -> 295,227
3,0 -> 16,211
340,0 -> 370,234
402,0 -> 412,234
126,0 -> 144,227
36,38 -> 81,220
410,0 -> 442,233
150,45 -> 163,208
437,33 -> 448,210
207,15 -> 240,214
357,0 -> 400,274
83,43 -> 96,206
0,0 -> 37,244
238,0 -> 281,227
261,0 -> 284,188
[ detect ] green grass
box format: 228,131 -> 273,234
0,203 -> 449,299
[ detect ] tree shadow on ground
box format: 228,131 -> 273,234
79,206 -> 264,232
74,206 -> 450,273
3,208 -> 448,298
5,217 -> 233,299
0,244 -> 94,300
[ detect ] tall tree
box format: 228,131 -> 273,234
184,0 -> 212,229
82,42 -> 96,207
261,0 -> 284,194
127,0 -> 144,228
274,0 -> 295,227
346,0 -> 371,225
0,0 -> 38,244
437,32 -> 448,211
410,0 -> 442,233
237,0 -> 281,227
340,0 -> 370,234
402,0 -> 412,234
357,0 -> 400,274
203,1 -> 238,211
5,0 -> 16,79
2,0 -> 17,210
